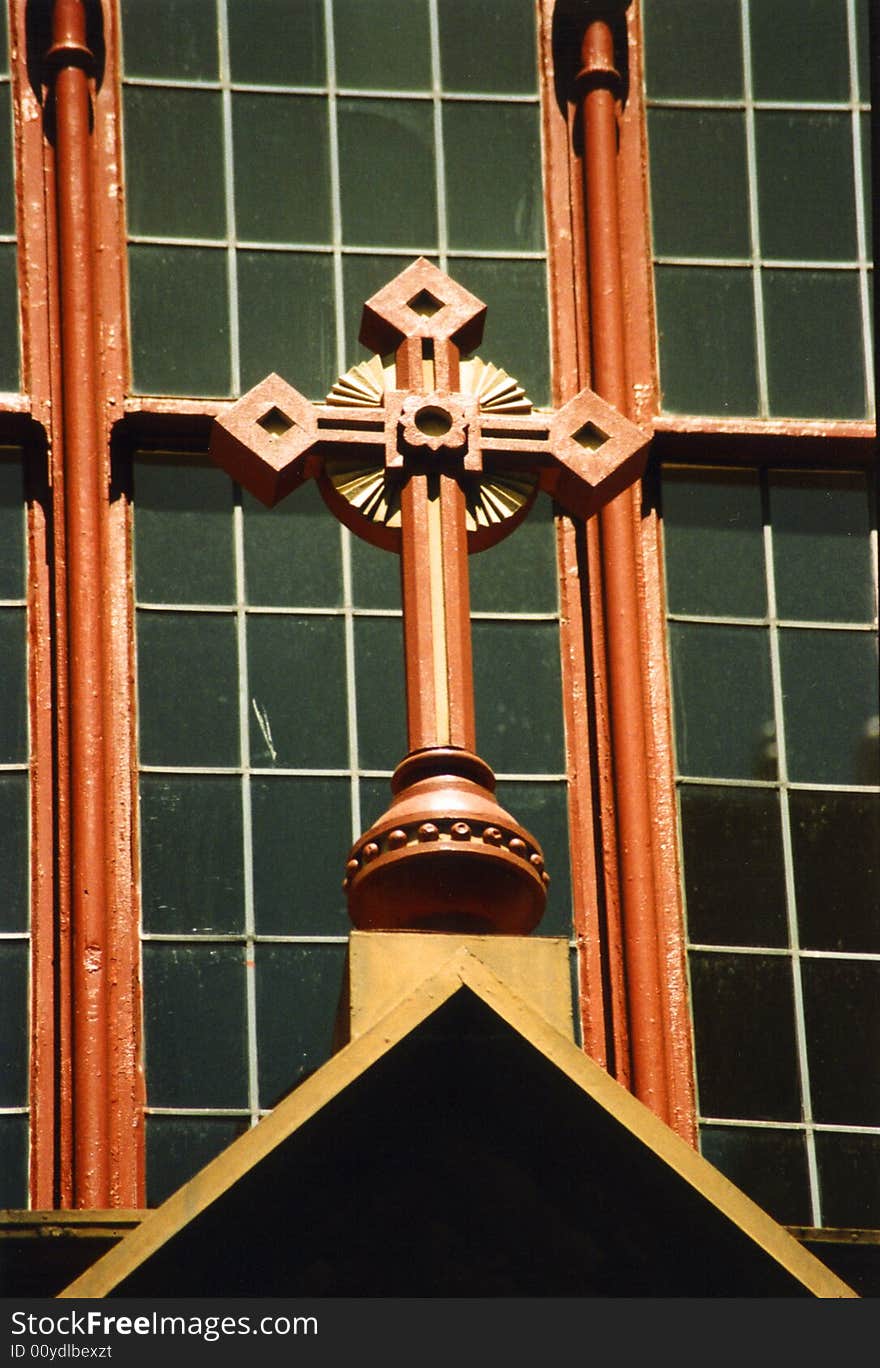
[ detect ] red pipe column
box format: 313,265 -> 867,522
47,0 -> 111,1206
579,12 -> 671,1123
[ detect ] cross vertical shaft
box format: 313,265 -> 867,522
394,334 -> 476,754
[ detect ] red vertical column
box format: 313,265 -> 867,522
47,0 -> 111,1207
578,12 -> 671,1123
36,0 -> 145,1208
537,0 -> 615,1070
10,0 -> 64,1207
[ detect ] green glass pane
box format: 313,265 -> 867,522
469,498 -> 557,614
699,1127 -> 811,1227
679,785 -> 788,947
779,627 -> 879,785
120,0 -> 218,80
870,275 -> 875,375
0,242 -> 20,392
342,251 -> 427,364
247,614 -> 348,767
0,941 -> 27,1106
0,5 -> 7,75
662,467 -> 765,618
228,0 -> 325,87
689,951 -> 801,1121
861,113 -> 872,254
233,95 -> 330,244
857,0 -> 870,100
654,266 -> 758,416
129,245 -> 231,396
0,456 -> 24,598
143,943 -> 248,1108
146,1116 -> 248,1209
802,958 -> 880,1125
764,270 -> 866,419
124,88 -> 225,239
0,86 -> 13,237
0,608 -> 26,763
816,1132 -> 880,1228
334,0 -> 431,91
243,481 -> 342,608
569,947 -> 581,1047
473,620 -> 564,774
354,615 -> 406,771
337,98 -> 436,248
750,0 -> 850,102
140,775 -> 244,934
238,250 -> 336,396
451,257 -> 550,408
668,622 -> 775,780
790,791 -> 880,953
0,1115 -> 27,1207
642,0 -> 743,100
648,110 -> 749,260
359,775 -> 392,831
256,942 -> 346,1106
444,103 -> 543,254
134,458 -> 234,606
137,610 -> 239,766
349,535 -> 401,611
755,114 -> 856,262
496,780 -> 571,938
251,775 -> 352,935
439,0 -> 537,93
770,471 -> 873,623
0,773 -> 28,933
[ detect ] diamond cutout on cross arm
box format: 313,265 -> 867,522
257,406 -> 294,437
572,421 -> 607,451
408,289 -> 443,318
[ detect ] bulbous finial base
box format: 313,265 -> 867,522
343,747 -> 549,934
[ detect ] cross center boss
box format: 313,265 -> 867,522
210,258 -> 649,935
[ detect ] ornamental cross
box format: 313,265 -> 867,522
211,259 -> 648,935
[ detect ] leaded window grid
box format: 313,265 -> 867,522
644,0 -> 874,421
120,0 -> 550,404
0,448 -> 30,1207
663,460 -> 879,1230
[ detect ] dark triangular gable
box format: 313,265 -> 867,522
59,950 -> 856,1298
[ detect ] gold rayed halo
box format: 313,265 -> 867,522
318,356 -> 539,553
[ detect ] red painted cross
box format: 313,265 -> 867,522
210,258 -> 648,934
